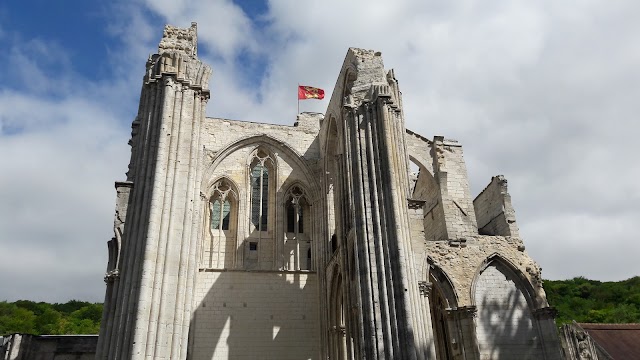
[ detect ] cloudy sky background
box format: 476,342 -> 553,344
1,0 -> 638,302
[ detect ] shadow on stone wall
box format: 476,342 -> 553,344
476,282 -> 543,359
188,270 -> 319,360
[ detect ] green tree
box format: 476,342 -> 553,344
0,302 -> 36,334
545,276 -> 640,325
35,308 -> 62,335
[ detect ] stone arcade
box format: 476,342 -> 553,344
97,23 -> 564,360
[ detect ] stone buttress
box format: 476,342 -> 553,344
321,48 -> 429,359
96,23 -> 212,360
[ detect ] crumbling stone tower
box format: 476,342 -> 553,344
96,23 -> 212,359
98,23 -> 564,360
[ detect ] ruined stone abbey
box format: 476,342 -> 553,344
97,23 -> 564,359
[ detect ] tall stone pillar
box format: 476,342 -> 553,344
341,65 -> 426,359
446,306 -> 480,360
533,307 -> 564,360
96,23 -> 211,360
418,281 -> 438,359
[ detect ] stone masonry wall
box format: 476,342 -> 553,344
202,117 -> 321,165
414,172 -> 448,242
423,236 -> 546,307
191,271 -> 320,360
0,334 -> 97,360
473,176 -> 520,237
475,265 -> 544,360
433,137 -> 478,239
405,130 -> 435,176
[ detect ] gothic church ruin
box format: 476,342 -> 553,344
97,23 -> 564,360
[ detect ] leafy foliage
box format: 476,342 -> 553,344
544,276 -> 640,325
0,300 -> 102,335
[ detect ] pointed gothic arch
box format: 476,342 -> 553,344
471,253 -> 541,309
248,147 -> 275,232
426,260 -> 459,360
323,115 -> 347,258
328,265 -> 347,360
282,182 -> 313,271
472,254 -> 546,359
202,134 -> 320,200
201,177 -> 239,269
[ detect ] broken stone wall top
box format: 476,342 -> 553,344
158,22 -> 198,58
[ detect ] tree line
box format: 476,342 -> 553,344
1,276 -> 639,335
0,300 -> 102,335
544,276 -> 640,325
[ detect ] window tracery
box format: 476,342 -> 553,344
284,185 -> 312,271
286,185 -> 306,234
250,150 -> 273,232
210,181 -> 233,231
204,179 -> 238,269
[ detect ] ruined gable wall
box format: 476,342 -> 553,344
473,175 -> 520,237
191,116 -> 323,359
202,116 -> 321,164
424,236 -> 545,308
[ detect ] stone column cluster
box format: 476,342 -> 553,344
96,23 -> 211,360
340,79 -> 427,359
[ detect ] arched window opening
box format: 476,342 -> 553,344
250,150 -> 272,231
245,148 -> 275,270
284,185 -> 312,271
210,180 -> 234,231
429,273 -> 455,360
285,186 -> 306,234
205,179 -> 238,269
210,199 -> 231,231
251,165 -> 268,230
329,271 -> 348,360
474,261 -> 543,359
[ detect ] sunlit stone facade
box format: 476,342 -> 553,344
97,23 -> 564,360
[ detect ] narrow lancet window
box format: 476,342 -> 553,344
205,179 -> 237,269
211,199 -> 231,230
287,203 -> 304,233
284,185 -> 312,270
251,163 -> 269,230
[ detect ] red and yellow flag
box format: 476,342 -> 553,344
298,85 -> 325,100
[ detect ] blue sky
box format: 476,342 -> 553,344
1,0 -> 639,302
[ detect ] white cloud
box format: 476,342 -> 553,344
0,92 -> 130,302
1,0 -> 639,302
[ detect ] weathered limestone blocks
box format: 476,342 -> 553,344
146,22 -> 212,91
158,23 -> 198,57
408,133 -> 479,241
191,271 -> 320,360
474,175 -> 520,237
423,235 -> 547,307
405,129 -> 435,176
105,181 -> 133,281
323,48 -> 388,117
295,112 -> 324,134
202,117 -> 320,162
432,136 -> 478,238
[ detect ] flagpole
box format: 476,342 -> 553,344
297,83 -> 300,117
